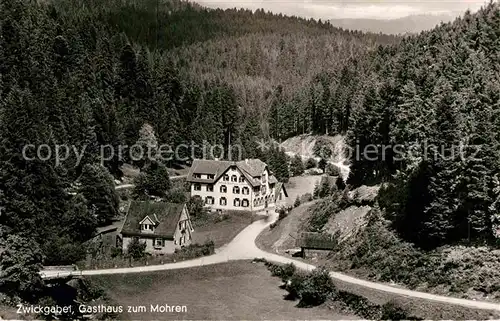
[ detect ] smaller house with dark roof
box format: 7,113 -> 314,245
119,201 -> 194,255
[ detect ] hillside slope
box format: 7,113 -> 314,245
280,134 -> 350,180
329,13 -> 456,35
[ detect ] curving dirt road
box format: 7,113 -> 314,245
41,210 -> 500,312
115,175 -> 187,190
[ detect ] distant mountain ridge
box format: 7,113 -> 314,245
329,13 -> 456,35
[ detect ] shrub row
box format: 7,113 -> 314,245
258,259 -> 420,320
173,240 -> 215,260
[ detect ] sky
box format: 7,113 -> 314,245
190,0 -> 489,20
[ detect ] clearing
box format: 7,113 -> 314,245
257,201 -> 318,253
88,261 -> 355,320
280,134 -> 351,180
284,175 -> 322,205
191,211 -> 261,248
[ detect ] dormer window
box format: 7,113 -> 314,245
193,173 -> 201,179
141,223 -> 155,232
208,174 -> 215,179
140,216 -> 156,233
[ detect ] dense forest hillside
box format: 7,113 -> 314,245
345,2 -> 500,249
50,0 -> 398,141
0,0 -> 393,298
0,0 -> 499,305
329,13 -> 456,35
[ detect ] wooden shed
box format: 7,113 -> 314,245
295,232 -> 336,258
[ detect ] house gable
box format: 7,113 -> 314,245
139,216 -> 155,226
215,164 -> 253,186
120,201 -> 187,240
188,158 -> 276,188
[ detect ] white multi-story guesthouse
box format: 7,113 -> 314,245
186,159 -> 288,212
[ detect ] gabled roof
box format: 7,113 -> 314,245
139,215 -> 157,225
275,182 -> 288,201
187,158 -> 279,187
120,201 -> 187,240
296,232 -> 336,250
237,159 -> 266,177
186,159 -> 233,183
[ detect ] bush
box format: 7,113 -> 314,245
298,267 -> 336,307
290,155 -> 305,176
188,195 -> 206,218
173,240 -> 215,260
269,263 -> 296,282
334,291 -> 381,319
318,158 -> 327,172
165,188 -> 187,203
127,238 -> 146,259
44,236 -> 87,265
277,207 -> 288,220
301,193 -> 313,203
280,263 -> 297,282
252,257 -> 267,263
110,247 -> 122,258
217,213 -> 230,222
294,196 -> 301,208
307,191 -> 348,231
313,182 -> 320,198
133,161 -> 171,198
381,300 -> 411,320
263,261 -> 419,319
313,139 -> 333,159
285,270 -> 308,300
316,176 -> 333,198
265,262 -> 336,307
305,158 -> 317,169
326,163 -> 340,176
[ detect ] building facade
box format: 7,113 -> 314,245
120,201 -> 194,255
187,159 -> 288,212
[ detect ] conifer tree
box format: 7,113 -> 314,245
79,164 -> 119,225
421,80 -> 462,247
0,234 -> 44,302
134,161 -> 172,198
290,154 -> 305,176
